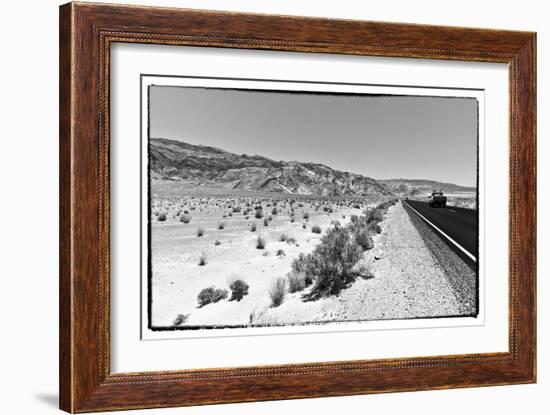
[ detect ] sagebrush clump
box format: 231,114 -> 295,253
287,272 -> 307,293
292,225 -> 362,299
269,277 -> 287,307
229,279 -> 249,301
256,236 -> 266,249
197,287 -> 228,307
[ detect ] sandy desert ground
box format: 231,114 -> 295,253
149,187 -> 476,329
150,192 -> 378,327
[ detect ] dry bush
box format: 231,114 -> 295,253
287,272 -> 306,293
355,229 -> 374,251
180,214 -> 191,223
229,279 -> 249,301
157,213 -> 167,222
197,287 -> 228,307
256,236 -> 266,250
276,249 -> 286,257
311,225 -> 322,234
292,225 -> 363,300
367,221 -> 382,234
250,223 -> 257,232
286,237 -> 297,245
269,278 -> 287,307
172,313 -> 190,326
218,222 -> 225,230
197,227 -> 205,237
198,253 -> 207,266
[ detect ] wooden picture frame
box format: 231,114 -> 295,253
59,2 -> 536,412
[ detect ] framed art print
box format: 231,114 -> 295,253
59,2 -> 536,412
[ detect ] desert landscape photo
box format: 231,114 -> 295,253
145,83 -> 479,331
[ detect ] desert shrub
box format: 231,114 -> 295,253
367,221 -> 382,234
256,236 -> 266,250
268,215 -> 273,221
287,272 -> 306,293
245,215 -> 250,220
276,249 -> 286,257
229,279 -> 249,301
214,240 -> 221,246
269,278 -> 287,307
311,225 -> 322,234
198,253 -> 207,266
255,209 -> 263,219
212,288 -> 228,302
271,207 -> 278,215
354,229 -> 374,251
180,214 -> 191,223
197,227 -> 205,237
250,223 -> 257,232
279,234 -> 288,242
292,225 -> 363,299
286,237 -> 297,245
218,222 -> 225,230
198,286 -> 229,307
197,287 -> 215,307
173,313 -> 189,326
302,212 -> 310,220
158,213 -> 167,222
302,223 -> 307,229
263,218 -> 269,227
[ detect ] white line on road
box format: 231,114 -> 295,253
404,202 -> 477,263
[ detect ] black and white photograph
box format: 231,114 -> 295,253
144,78 -> 480,332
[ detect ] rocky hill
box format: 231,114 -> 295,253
378,178 -> 475,196
149,138 -> 393,197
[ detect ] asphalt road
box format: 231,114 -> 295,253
403,199 -> 478,268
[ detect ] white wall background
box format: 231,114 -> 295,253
0,1 -> 546,414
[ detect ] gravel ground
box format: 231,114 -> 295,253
403,203 -> 478,316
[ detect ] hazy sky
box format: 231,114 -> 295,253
149,85 -> 478,187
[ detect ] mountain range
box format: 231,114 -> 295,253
377,178 -> 475,196
150,138 -> 473,197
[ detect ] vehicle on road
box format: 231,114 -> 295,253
428,190 -> 447,208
